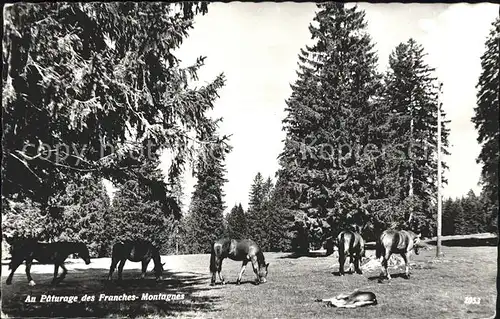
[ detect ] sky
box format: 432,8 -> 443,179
147,2 -> 498,214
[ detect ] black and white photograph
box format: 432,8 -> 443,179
1,2 -> 498,318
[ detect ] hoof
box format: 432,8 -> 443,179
29,280 -> 36,286
356,270 -> 363,275
210,282 -> 215,286
6,280 -> 12,285
404,274 -> 410,279
236,281 -> 241,285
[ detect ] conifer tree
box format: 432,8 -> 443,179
226,204 -> 247,239
382,39 -> 450,236
278,3 -> 381,251
182,137 -> 229,254
107,162 -> 177,254
472,18 -> 499,235
2,3 -> 227,222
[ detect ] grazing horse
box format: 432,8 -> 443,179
316,290 -> 378,308
376,229 -> 422,281
108,240 -> 165,281
210,238 -> 269,286
336,230 -> 367,275
5,240 -> 91,286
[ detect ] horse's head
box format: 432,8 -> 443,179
78,244 -> 91,265
154,262 -> 165,281
412,233 -> 422,255
258,263 -> 269,283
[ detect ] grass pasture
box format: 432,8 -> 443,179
1,235 -> 497,318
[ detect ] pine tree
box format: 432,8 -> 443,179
382,39 -> 450,236
182,139 -> 229,254
278,3 -> 381,251
472,18 -> 499,235
226,204 -> 247,239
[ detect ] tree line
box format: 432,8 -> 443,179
2,3 -> 498,256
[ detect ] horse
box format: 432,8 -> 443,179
5,240 -> 91,286
107,240 -> 165,281
376,229 -> 422,282
210,238 -> 269,286
316,290 -> 378,308
336,230 -> 367,275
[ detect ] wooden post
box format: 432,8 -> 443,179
436,82 -> 443,258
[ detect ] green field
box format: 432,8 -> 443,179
1,239 -> 497,318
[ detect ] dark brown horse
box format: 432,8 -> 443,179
376,229 -> 422,282
108,240 -> 164,281
210,238 -> 269,285
5,240 -> 91,286
336,230 -> 367,275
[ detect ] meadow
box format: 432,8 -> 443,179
1,235 -> 497,319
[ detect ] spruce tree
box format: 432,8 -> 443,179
182,139 -> 229,254
2,3 -> 227,224
107,162 -> 177,254
246,173 -> 274,249
53,175 -> 111,257
472,18 -> 499,235
278,3 -> 381,251
382,39 -> 450,236
226,204 -> 247,239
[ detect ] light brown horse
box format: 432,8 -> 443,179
376,229 -> 422,282
210,238 -> 269,286
316,290 -> 378,308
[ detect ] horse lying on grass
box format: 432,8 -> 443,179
6,240 -> 91,286
210,238 -> 269,286
108,240 -> 165,281
316,290 -> 378,308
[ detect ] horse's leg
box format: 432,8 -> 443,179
354,252 -> 363,274
250,256 -> 260,284
6,258 -> 24,285
108,258 -> 119,281
338,250 -> 345,276
117,259 -> 126,281
217,258 -> 225,285
59,263 -> 68,281
348,253 -> 356,274
237,260 -> 248,285
384,252 -> 392,280
141,259 -> 150,279
401,253 -> 410,279
25,258 -> 36,286
51,263 -> 60,285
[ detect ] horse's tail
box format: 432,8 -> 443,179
375,236 -> 384,260
209,243 -> 218,273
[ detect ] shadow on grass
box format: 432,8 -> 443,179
279,251 -> 331,259
367,273 -> 411,282
425,237 -> 497,247
213,280 -> 260,286
331,270 -> 364,277
2,268 -> 220,318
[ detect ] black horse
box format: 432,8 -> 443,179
5,240 -> 91,286
376,229 -> 422,282
336,230 -> 367,275
210,238 -> 269,286
108,240 -> 165,281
